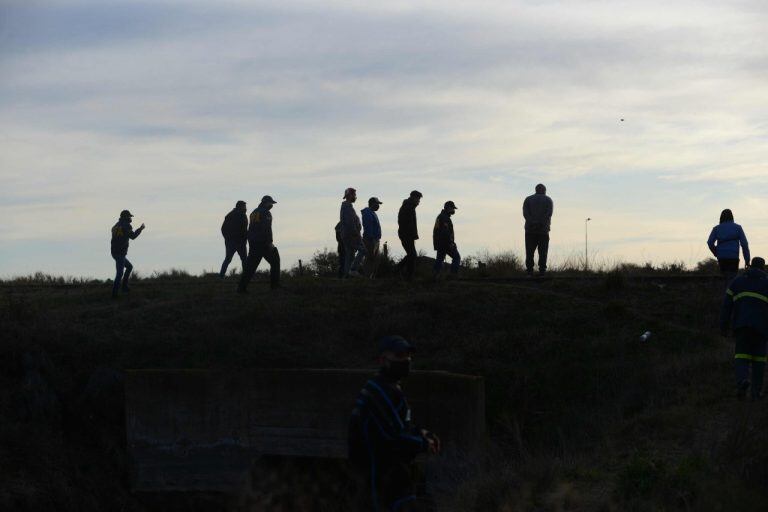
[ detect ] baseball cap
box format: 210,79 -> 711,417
378,335 -> 415,355
369,197 -> 383,205
261,195 -> 277,204
120,209 -> 133,218
444,201 -> 458,210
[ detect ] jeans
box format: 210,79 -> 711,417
238,241 -> 281,290
398,238 -> 417,279
343,238 -> 367,276
337,241 -> 345,278
363,238 -> 380,277
112,253 -> 133,295
219,238 -> 247,277
434,245 -> 461,274
734,327 -> 767,399
525,232 -> 550,272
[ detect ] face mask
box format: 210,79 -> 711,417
383,359 -> 411,380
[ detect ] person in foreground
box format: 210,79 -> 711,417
720,256 -> 768,401
348,335 -> 441,511
219,200 -> 248,278
708,208 -> 750,279
110,209 -> 145,298
237,195 -> 280,293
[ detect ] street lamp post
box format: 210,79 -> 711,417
585,218 -> 592,272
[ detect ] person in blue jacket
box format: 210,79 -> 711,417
348,336 -> 441,511
361,197 -> 383,278
720,257 -> 768,400
110,210 -> 145,299
707,209 -> 750,277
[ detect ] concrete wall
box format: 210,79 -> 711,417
125,369 -> 485,492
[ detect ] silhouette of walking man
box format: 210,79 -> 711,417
397,191 -> 422,281
110,209 -> 145,298
237,196 -> 280,292
523,184 -> 553,275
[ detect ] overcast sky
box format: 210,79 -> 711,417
1,0 -> 766,277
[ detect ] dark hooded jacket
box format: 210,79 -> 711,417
110,218 -> 143,256
247,205 -> 273,244
221,208 -> 248,242
398,199 -> 419,240
433,210 -> 455,252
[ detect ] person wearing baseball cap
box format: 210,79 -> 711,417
110,210 -> 145,298
340,187 -> 367,278
433,201 -> 460,278
397,190 -> 423,281
348,335 -> 441,511
361,197 -> 383,278
238,195 -> 280,292
721,256 -> 768,400
219,200 -> 248,278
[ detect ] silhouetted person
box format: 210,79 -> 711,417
237,196 -> 280,292
348,335 -> 441,512
219,200 -> 248,278
335,222 -> 345,278
433,201 -> 460,278
721,257 -> 768,400
708,209 -> 750,279
362,197 -> 383,278
397,191 -> 422,280
523,184 -> 553,275
340,187 -> 366,278
110,210 -> 145,298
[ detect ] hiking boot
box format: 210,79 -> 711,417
737,380 -> 750,401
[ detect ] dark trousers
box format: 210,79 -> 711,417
397,238 -> 418,279
219,238 -> 247,277
373,462 -> 418,512
719,258 -> 739,283
734,327 -> 767,399
434,245 -> 460,274
238,241 -> 280,290
525,232 -> 550,273
337,241 -> 345,278
112,253 -> 133,296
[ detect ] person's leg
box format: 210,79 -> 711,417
351,240 -> 367,272
362,238 -> 377,277
449,245 -> 461,274
380,463 -> 418,512
343,240 -> 357,276
238,243 -> 264,292
236,241 -> 247,271
734,328 -> 752,399
220,240 -> 237,278
719,258 -> 739,282
524,232 -> 536,274
433,250 -> 446,275
749,332 -> 766,400
404,239 -> 417,279
121,258 -> 134,291
263,246 -> 281,289
337,242 -> 346,278
112,255 -> 125,297
538,234 -> 550,273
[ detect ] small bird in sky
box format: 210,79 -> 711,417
620,118 -> 624,122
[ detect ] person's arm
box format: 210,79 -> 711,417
739,226 -> 750,265
129,224 -> 144,240
707,228 -> 718,257
546,197 -> 553,219
362,210 -> 372,238
522,197 -> 530,221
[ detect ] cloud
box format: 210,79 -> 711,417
1,0 -> 767,275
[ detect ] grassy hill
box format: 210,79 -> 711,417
2,269 -> 767,511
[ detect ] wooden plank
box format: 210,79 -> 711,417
126,369 -> 485,492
